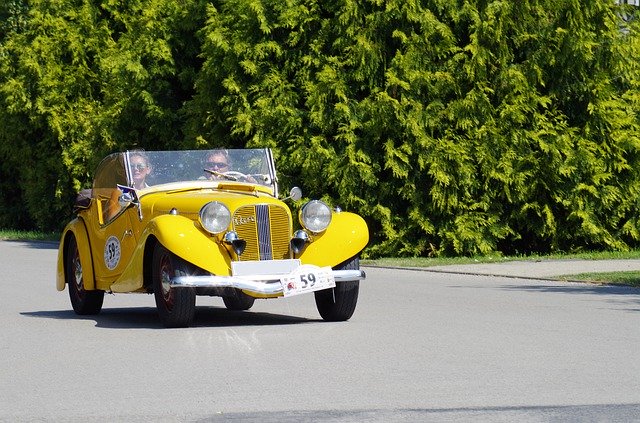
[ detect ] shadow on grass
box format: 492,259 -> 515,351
3,239 -> 59,250
556,273 -> 640,288
495,283 -> 640,312
498,283 -> 639,295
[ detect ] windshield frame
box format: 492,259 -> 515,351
93,148 -> 278,198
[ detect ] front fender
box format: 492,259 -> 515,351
110,214 -> 232,293
298,211 -> 369,268
56,218 -> 95,291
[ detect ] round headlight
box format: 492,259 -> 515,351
300,200 -> 332,233
199,202 -> 231,234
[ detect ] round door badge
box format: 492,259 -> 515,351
104,236 -> 121,270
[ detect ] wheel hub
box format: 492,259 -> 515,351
72,251 -> 83,292
159,255 -> 174,308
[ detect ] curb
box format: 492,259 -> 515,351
361,264 -> 640,287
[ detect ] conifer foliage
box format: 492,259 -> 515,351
1,0 -> 640,256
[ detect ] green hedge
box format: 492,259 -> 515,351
1,0 -> 640,257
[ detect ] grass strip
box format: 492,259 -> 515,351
556,271 -> 640,288
0,229 -> 60,242
363,250 -> 640,268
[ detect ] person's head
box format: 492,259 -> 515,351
129,151 -> 151,189
204,150 -> 230,178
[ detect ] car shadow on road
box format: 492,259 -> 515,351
21,307 -> 319,329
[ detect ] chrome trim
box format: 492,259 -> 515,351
334,269 -> 366,282
233,204 -> 290,261
223,231 -> 240,243
170,269 -> 365,295
290,230 -> 310,255
256,204 -> 272,260
292,229 -> 309,242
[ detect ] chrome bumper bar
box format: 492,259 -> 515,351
171,269 -> 365,295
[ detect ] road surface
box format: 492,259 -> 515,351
1,240 -> 640,421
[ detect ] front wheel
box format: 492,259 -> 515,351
222,289 -> 255,311
152,244 -> 196,327
66,235 -> 104,315
314,256 -> 360,321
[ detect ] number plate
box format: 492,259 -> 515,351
280,265 -> 335,297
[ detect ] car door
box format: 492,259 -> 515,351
81,186 -> 138,290
86,153 -> 139,289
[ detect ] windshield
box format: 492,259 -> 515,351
93,148 -> 278,197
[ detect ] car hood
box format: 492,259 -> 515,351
139,186 -> 287,218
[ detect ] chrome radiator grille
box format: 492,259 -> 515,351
233,204 -> 291,261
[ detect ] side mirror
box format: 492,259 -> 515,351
288,187 -> 302,201
118,192 -> 135,208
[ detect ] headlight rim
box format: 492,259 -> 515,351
299,200 -> 332,233
199,201 -> 231,235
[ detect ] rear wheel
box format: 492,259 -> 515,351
314,256 -> 360,321
223,289 -> 255,311
66,236 -> 104,315
152,244 -> 196,327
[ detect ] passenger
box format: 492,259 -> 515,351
129,150 -> 152,189
105,150 -> 150,222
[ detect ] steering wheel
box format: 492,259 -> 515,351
223,171 -> 250,181
203,169 -> 250,181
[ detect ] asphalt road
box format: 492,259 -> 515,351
2,240 -> 640,422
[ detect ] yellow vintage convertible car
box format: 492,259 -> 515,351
56,149 -> 368,327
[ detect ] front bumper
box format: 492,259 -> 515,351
171,269 -> 364,295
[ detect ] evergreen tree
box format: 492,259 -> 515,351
188,0 -> 640,256
1,0 -> 640,257
0,0 -> 205,230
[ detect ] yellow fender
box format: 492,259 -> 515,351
299,211 -> 369,268
56,218 -> 96,291
110,214 -> 232,292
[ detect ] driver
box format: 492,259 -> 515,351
203,150 -> 257,183
203,150 -> 230,179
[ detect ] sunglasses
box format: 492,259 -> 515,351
132,163 -> 148,171
207,161 -> 228,168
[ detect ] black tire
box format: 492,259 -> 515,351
152,244 -> 196,328
222,289 -> 256,311
314,256 -> 360,321
66,235 -> 104,315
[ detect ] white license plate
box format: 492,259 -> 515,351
280,265 -> 335,297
